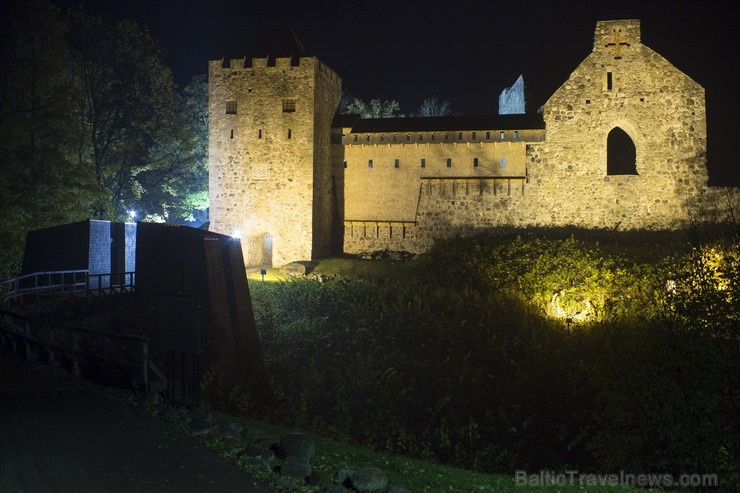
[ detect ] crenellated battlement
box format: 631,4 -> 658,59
215,56 -> 340,83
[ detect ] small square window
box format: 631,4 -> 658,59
406,134 -> 411,142
500,157 -> 507,168
458,132 -> 463,140
446,158 -> 452,168
380,134 -> 385,142
419,134 -> 424,142
486,131 -> 491,140
394,159 -> 400,168
514,131 -> 518,140
500,131 -> 505,140
226,100 -> 237,114
421,158 -> 426,168
393,134 -> 398,142
366,134 -> 370,142
368,159 -> 373,169
444,133 -> 449,141
431,133 -> 436,141
473,158 -> 479,168
471,131 -> 477,140
354,135 -> 358,142
282,98 -> 296,112
343,160 -> 348,168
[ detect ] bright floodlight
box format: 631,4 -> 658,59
231,229 -> 241,238
128,210 -> 136,220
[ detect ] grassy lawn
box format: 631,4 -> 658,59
246,267 -> 287,283
212,414 -> 646,493
246,255 -> 426,285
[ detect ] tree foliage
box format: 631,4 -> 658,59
175,74 -> 209,223
339,92 -> 404,118
0,0 -> 98,278
66,11 -> 203,221
0,0 -> 209,277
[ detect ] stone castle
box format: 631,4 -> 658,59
208,19 -> 731,267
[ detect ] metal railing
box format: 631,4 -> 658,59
85,272 -> 136,298
1,270 -> 88,309
0,308 -> 155,391
1,270 -> 135,310
0,270 -> 165,391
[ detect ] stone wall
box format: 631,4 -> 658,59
208,56 -> 340,266
526,19 -> 708,230
343,177 -> 531,254
88,220 -> 111,277
311,63 -> 342,259
341,19 -> 726,255
341,128 -> 543,253
499,75 -> 525,114
213,20 -> 731,261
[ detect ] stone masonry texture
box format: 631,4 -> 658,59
209,20 -> 738,265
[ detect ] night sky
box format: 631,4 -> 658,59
57,0 -> 738,185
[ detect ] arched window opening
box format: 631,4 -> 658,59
607,127 -> 637,175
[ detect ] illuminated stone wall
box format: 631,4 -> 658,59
499,75 -> 525,114
208,56 -> 340,266
211,20 -> 733,263
525,19 -> 709,230
341,130 -> 542,253
341,19 -> 722,255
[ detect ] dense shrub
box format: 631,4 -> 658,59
247,232 -> 739,487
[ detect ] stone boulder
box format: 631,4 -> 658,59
240,446 -> 276,461
280,262 -> 306,276
349,467 -> 388,493
321,486 -> 349,493
280,455 -> 311,478
277,432 -> 316,461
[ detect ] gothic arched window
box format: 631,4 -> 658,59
607,127 -> 637,175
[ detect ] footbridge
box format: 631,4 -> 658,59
0,270 -> 166,392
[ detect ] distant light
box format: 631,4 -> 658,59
128,210 -> 136,220
231,229 -> 241,239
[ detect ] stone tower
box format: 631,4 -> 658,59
208,31 -> 341,267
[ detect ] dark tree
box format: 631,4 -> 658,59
66,11 -> 201,221
414,96 -> 452,117
0,0 -> 99,278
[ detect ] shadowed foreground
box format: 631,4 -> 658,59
0,346 -> 272,493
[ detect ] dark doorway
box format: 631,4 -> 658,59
244,233 -> 273,267
607,127 -> 637,175
262,234 -> 273,267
